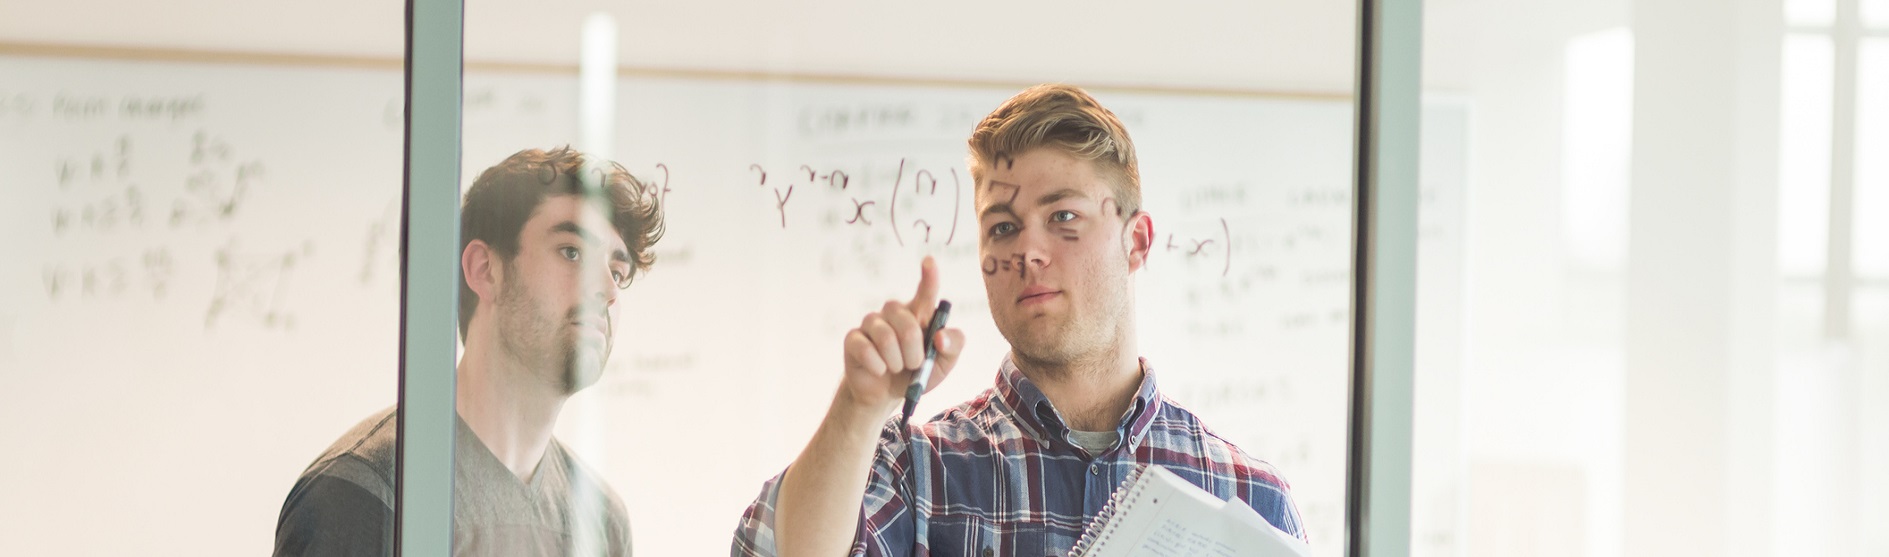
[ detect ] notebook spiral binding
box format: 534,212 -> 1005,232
1067,464 -> 1151,557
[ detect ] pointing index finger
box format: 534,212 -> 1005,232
908,255 -> 940,319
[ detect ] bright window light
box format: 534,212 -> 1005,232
1864,0 -> 1889,28
1780,34 -> 1835,277
1788,0 -> 1837,27
1560,28 -> 1634,270
1854,39 -> 1889,278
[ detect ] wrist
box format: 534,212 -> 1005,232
831,387 -> 896,429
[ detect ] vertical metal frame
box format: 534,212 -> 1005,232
1347,0 -> 1420,556
397,0 -> 463,555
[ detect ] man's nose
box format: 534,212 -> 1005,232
1017,227 -> 1053,276
584,261 -> 618,307
599,278 -> 618,307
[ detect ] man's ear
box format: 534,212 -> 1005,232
1123,210 -> 1155,273
463,240 -> 502,304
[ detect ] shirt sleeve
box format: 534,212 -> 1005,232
731,417 -> 926,557
273,473 -> 395,557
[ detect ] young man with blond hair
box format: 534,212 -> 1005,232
732,84 -> 1304,556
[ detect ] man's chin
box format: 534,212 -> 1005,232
1006,334 -> 1076,365
561,346 -> 609,393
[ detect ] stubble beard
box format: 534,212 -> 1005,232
999,280 -> 1130,382
495,267 -> 610,395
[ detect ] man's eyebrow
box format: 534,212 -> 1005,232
551,221 -> 631,263
979,185 -> 1093,219
1036,188 -> 1090,207
979,202 -> 1017,220
978,180 -> 1024,220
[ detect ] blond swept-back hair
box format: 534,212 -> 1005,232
967,83 -> 1141,217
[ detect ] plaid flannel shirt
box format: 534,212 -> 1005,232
731,356 -> 1304,557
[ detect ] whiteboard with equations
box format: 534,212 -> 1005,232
0,54 -> 1465,557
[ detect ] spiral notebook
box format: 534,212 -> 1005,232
1068,464 -> 1311,557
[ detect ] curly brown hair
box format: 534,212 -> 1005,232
456,146 -> 665,340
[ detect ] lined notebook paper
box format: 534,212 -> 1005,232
1069,465 -> 1310,557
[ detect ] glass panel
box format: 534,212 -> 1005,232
1419,5 -> 1886,557
461,2 -> 1361,556
1854,38 -> 1889,557
0,4 -> 403,557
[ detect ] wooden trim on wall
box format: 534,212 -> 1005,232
0,40 -> 1352,101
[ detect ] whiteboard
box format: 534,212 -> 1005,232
0,54 -> 1460,556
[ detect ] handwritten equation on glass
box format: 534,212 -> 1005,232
749,159 -> 1237,278
40,126 -> 309,331
748,159 -> 964,247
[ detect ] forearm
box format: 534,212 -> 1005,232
775,390 -> 896,557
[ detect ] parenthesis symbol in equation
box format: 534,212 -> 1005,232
1219,217 -> 1231,277
889,158 -> 907,246
947,168 -> 961,245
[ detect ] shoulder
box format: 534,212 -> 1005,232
1147,397 -> 1288,482
1141,397 -> 1303,536
290,407 -> 399,506
274,407 -> 400,555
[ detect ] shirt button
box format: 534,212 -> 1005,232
1089,464 -> 1101,475
982,548 -> 993,557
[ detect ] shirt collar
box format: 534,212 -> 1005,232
994,355 -> 1162,447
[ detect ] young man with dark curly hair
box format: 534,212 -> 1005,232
274,147 -> 665,557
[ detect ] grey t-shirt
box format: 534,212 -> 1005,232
273,407 -> 631,557
1065,429 -> 1121,457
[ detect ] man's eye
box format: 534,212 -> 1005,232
559,246 -> 581,261
988,222 -> 1018,236
611,269 -> 630,288
1051,210 -> 1077,223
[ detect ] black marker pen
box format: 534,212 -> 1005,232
901,300 -> 952,424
